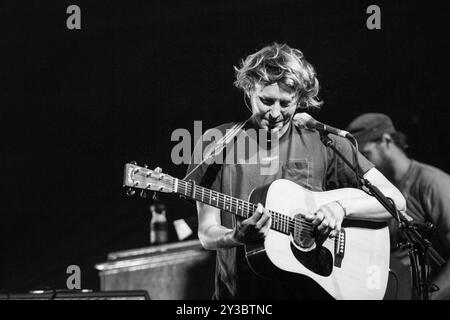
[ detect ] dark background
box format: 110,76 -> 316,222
1,0 -> 448,292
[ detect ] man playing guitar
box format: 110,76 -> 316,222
183,43 -> 407,299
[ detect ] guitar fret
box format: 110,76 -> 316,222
212,191 -> 216,206
277,213 -> 280,231
239,201 -> 243,217
244,202 -> 248,219
178,179 -> 291,234
285,217 -> 288,233
231,197 -> 234,212
273,212 -> 277,230
230,196 -> 234,213
223,195 -> 227,211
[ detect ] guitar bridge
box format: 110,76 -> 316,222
334,229 -> 346,268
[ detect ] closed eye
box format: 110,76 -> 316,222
260,97 -> 274,106
280,101 -> 293,108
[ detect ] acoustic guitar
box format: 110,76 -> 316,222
123,163 -> 390,300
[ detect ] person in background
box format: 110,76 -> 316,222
347,113 -> 450,300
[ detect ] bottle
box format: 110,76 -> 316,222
149,202 -> 168,245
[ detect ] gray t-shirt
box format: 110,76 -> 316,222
388,160 -> 450,299
397,160 -> 450,252
187,120 -> 374,299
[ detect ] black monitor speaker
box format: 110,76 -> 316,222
0,290 -> 150,300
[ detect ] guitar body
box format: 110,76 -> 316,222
245,179 -> 390,300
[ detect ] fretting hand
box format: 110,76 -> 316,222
232,203 -> 272,245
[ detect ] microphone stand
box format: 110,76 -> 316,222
318,131 -> 445,300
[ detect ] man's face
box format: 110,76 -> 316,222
360,141 -> 390,172
249,82 -> 297,135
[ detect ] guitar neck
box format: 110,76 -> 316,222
175,179 -> 292,235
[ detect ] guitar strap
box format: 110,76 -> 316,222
183,116 -> 252,181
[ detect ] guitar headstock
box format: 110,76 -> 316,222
123,163 -> 175,194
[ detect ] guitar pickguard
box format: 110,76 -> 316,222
289,240 -> 333,277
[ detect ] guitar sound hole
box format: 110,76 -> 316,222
292,214 -> 315,249
289,242 -> 333,277
291,214 -> 333,276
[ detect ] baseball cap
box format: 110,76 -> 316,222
346,113 -> 396,146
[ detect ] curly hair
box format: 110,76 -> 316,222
234,43 -> 323,109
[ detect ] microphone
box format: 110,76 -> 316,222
293,113 -> 354,139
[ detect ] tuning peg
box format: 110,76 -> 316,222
152,192 -> 159,201
144,164 -> 148,169
154,167 -> 162,173
130,161 -> 137,165
126,188 -> 136,196
140,190 -> 147,199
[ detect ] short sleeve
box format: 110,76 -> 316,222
325,135 -> 374,190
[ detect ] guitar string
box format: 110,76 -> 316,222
182,181 -> 318,232
177,180 -> 340,241
180,180 -> 319,233
144,175 -> 324,238
170,179 -> 338,246
183,181 -> 312,226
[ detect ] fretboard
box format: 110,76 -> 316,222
176,179 -> 292,235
